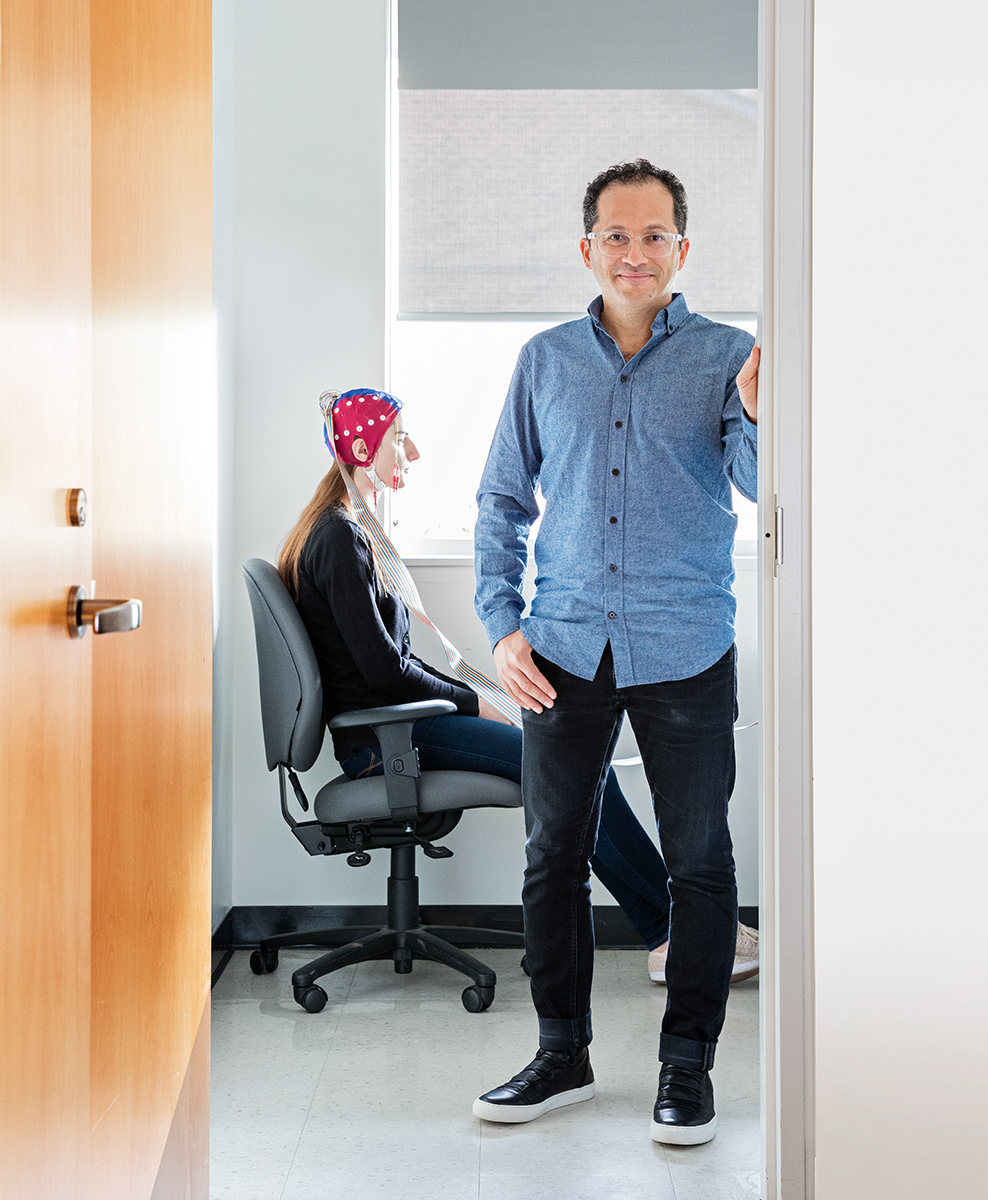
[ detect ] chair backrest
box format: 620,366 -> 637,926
243,558 -> 326,772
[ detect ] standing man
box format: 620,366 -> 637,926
472,159 -> 759,1145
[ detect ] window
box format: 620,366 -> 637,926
388,0 -> 759,553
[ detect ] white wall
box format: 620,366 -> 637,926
226,0 -> 389,907
811,1 -> 988,1196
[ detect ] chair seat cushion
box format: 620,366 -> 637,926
314,770 -> 522,824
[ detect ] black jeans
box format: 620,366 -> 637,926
521,643 -> 738,1071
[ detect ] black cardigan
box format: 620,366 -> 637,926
294,507 -> 479,760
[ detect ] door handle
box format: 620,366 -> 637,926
67,585 -> 142,638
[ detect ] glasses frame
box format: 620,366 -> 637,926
586,230 -> 686,260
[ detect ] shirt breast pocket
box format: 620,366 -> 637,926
644,384 -> 724,451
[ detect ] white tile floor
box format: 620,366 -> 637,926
210,948 -> 760,1200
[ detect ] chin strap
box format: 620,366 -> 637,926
361,462 -> 390,493
339,467 -> 521,726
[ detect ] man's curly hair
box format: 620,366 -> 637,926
582,159 -> 688,237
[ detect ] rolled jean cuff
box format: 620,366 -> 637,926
658,1033 -> 716,1071
537,1013 -> 593,1052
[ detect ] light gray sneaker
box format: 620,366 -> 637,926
731,923 -> 760,982
648,923 -> 760,985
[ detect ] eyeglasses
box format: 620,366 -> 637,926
586,231 -> 684,260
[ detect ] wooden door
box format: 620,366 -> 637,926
0,1 -> 212,1196
89,2 -> 213,1196
0,3 -> 94,1197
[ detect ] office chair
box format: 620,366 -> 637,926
243,557 -> 526,1014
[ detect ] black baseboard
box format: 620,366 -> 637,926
212,907 -> 235,950
212,903 -> 758,960
210,909 -> 236,988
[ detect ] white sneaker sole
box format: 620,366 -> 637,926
731,961 -> 759,983
651,962 -> 759,986
472,1080 -> 596,1123
650,1112 -> 717,1145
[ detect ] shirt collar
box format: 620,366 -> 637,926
587,292 -> 691,337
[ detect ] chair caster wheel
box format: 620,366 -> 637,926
297,985 -> 328,1013
520,954 -> 531,977
461,985 -> 494,1013
250,948 -> 278,975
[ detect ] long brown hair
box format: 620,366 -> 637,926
278,460 -> 357,598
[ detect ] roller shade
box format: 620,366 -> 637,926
397,1 -> 758,315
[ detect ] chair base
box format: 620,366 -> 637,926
251,842 -> 525,1012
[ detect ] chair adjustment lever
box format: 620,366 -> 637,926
346,824 -> 372,867
286,767 -> 310,812
419,839 -> 453,860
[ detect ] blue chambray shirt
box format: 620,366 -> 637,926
474,293 -> 757,687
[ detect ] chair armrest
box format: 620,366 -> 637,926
328,699 -> 457,820
328,699 -> 456,731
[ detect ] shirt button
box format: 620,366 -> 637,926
611,468 -> 620,476
609,564 -> 617,571
614,420 -> 623,429
609,516 -> 618,524
620,375 -> 628,382
608,611 -> 617,619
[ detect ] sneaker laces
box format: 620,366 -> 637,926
735,924 -> 759,960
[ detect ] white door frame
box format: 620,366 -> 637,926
760,0 -> 814,1197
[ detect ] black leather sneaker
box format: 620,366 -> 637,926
649,1064 -> 717,1145
472,1048 -> 595,1123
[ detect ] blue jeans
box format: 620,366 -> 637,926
340,714 -> 671,952
522,644 -> 738,1070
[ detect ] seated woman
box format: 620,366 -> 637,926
278,388 -> 757,983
